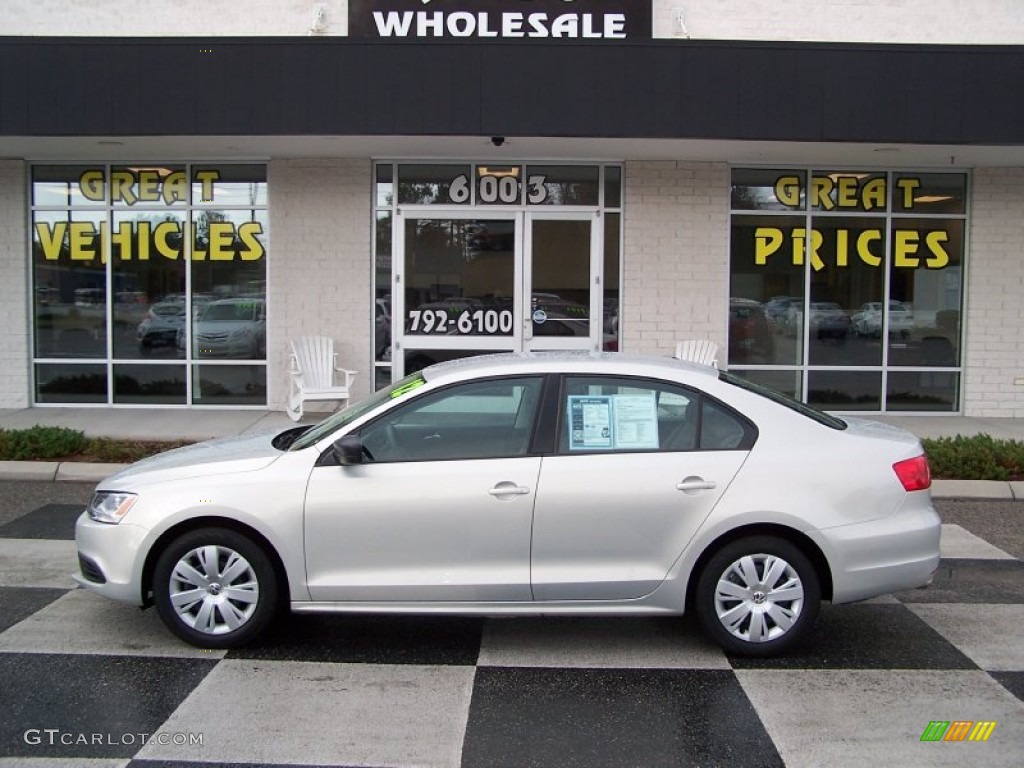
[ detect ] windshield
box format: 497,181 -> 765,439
719,370 -> 847,430
288,371 -> 428,451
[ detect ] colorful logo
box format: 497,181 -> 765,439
920,721 -> 997,742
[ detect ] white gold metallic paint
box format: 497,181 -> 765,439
74,352 -> 941,654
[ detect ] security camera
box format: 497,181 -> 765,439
491,136 -> 505,147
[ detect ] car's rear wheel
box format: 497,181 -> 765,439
153,528 -> 278,648
695,536 -> 820,657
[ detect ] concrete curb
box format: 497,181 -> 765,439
54,462 -> 129,483
931,479 -> 1018,501
0,461 -> 126,484
0,461 -> 1018,500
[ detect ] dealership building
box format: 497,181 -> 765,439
1,0 -> 1022,417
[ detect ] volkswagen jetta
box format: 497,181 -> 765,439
74,352 -> 940,656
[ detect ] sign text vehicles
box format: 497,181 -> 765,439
34,220 -> 265,262
349,0 -> 651,40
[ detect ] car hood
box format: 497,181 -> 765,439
99,430 -> 283,488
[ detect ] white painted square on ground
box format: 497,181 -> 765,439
908,604 -> 1024,672
0,539 -> 78,588
940,524 -> 1013,560
137,660 -> 476,768
477,617 -> 730,669
736,670 -> 1024,768
0,589 -> 226,659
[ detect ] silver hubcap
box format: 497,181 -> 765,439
168,545 -> 259,635
713,553 -> 804,643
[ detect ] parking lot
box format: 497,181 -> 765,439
1,480 -> 1022,768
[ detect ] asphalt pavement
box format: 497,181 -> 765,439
0,482 -> 1022,767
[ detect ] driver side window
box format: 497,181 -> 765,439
359,377 -> 543,463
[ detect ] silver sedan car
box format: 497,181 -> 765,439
74,353 -> 940,657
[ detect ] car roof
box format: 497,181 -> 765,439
421,351 -> 719,384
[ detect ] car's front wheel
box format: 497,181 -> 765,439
695,536 -> 820,657
153,528 -> 278,648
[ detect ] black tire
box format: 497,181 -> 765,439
153,527 -> 278,649
695,535 -> 820,657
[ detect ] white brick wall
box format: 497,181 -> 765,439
1,1 -> 1020,43
652,0 -> 1024,43
0,162 -> 30,409
622,161 -> 730,359
0,0 -> 349,36
267,158 -> 372,411
963,168 -> 1024,417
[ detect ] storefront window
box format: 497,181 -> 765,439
30,163 -> 268,406
397,164 -> 472,205
729,169 -> 967,413
525,165 -> 600,206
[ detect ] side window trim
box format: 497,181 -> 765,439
530,374 -> 561,456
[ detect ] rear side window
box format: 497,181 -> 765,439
558,376 -> 755,453
719,370 -> 847,430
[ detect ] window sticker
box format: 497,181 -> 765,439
568,396 -> 613,450
611,394 -> 659,450
567,392 -> 659,451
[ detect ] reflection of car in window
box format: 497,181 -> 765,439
74,287 -> 104,307
728,298 -> 775,363
191,298 -> 266,359
136,301 -> 186,349
808,302 -> 851,340
851,301 -> 914,339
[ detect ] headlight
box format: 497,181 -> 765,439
87,491 -> 138,524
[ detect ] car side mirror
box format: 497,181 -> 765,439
332,435 -> 364,466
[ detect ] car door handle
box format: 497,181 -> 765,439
676,477 -> 717,493
488,482 -> 531,499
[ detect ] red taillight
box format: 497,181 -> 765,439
893,455 -> 931,492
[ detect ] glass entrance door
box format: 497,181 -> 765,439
524,211 -> 600,352
395,210 -> 599,377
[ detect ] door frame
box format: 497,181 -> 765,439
393,208 -> 602,378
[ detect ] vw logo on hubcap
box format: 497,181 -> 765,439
207,583 -> 223,596
752,590 -> 767,604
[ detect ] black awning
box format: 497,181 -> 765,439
1,36 -> 1022,145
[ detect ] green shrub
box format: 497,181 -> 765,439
923,434 -> 1024,481
0,426 -> 88,460
81,437 -> 191,463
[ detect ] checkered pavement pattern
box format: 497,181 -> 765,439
0,502 -> 1022,768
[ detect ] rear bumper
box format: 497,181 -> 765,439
817,493 -> 941,604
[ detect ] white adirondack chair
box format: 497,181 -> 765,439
286,336 -> 358,421
674,339 -> 719,368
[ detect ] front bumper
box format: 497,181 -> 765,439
818,494 -> 942,604
73,512 -> 149,604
